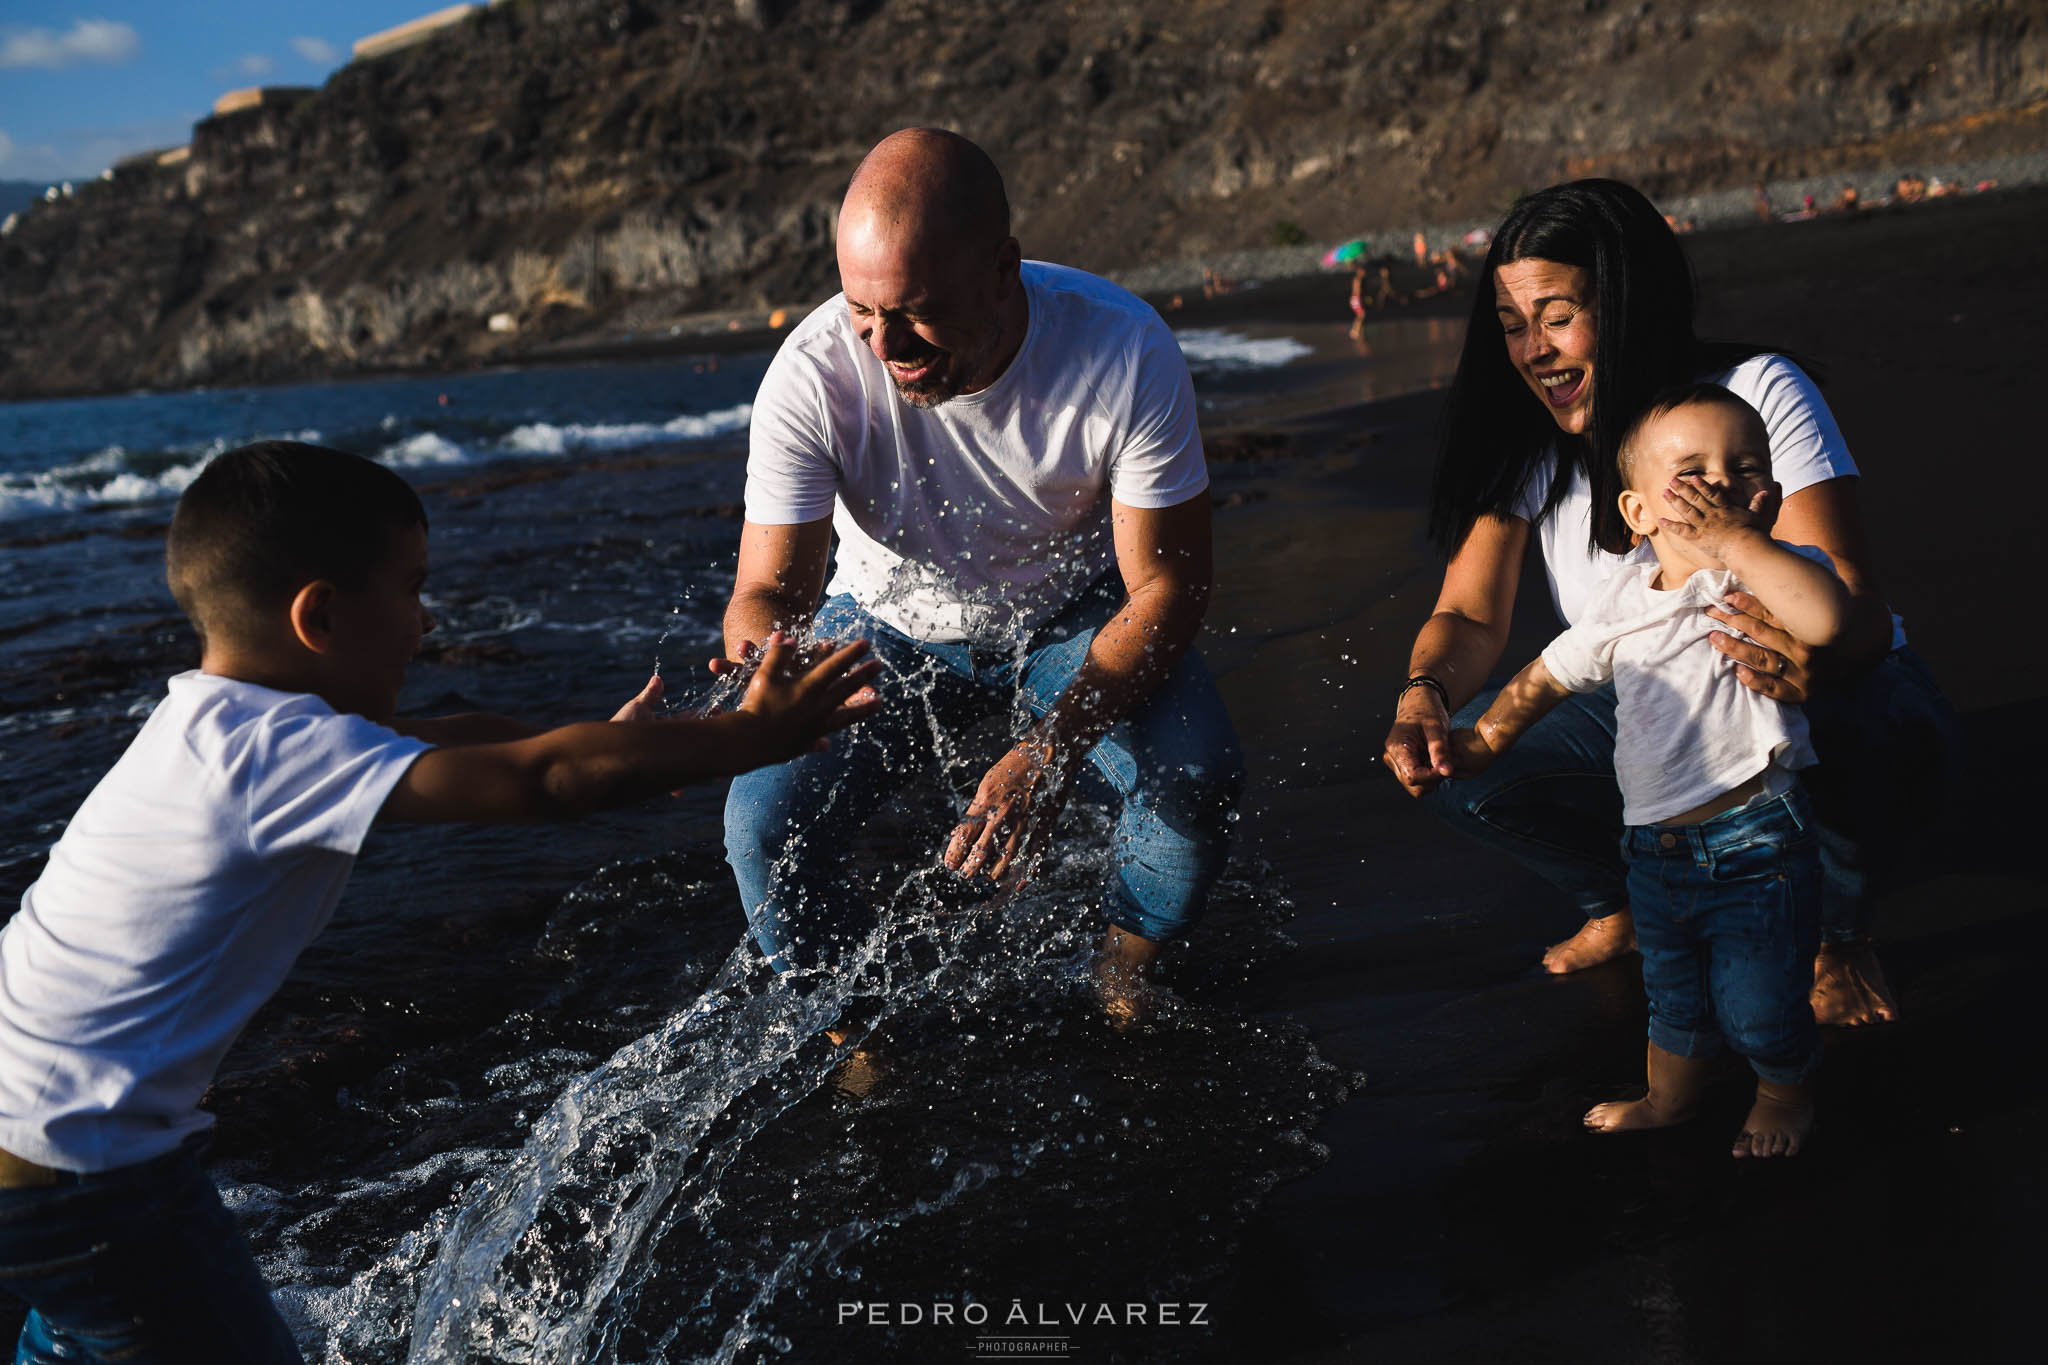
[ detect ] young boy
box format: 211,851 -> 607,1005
1448,384 -> 1852,1160
0,442 -> 880,1363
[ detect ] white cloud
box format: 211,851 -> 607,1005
290,35 -> 340,66
0,19 -> 141,71
235,52 -> 275,77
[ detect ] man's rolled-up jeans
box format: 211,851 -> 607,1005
1421,645 -> 1963,942
724,588 -> 1245,971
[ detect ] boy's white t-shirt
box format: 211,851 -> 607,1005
1541,542 -> 1825,827
0,671 -> 428,1172
1513,353 -> 1904,649
744,261 -> 1209,644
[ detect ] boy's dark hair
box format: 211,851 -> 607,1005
1615,382 -> 1770,489
166,441 -> 426,648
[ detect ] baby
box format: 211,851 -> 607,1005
1449,383 -> 1851,1158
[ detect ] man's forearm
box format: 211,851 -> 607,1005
1036,577 -> 1206,760
723,588 -> 816,661
390,713 -> 541,745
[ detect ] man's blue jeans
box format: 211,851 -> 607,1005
724,589 -> 1245,971
0,1140 -> 302,1365
1623,788 -> 1823,1084
1423,646 -> 1963,942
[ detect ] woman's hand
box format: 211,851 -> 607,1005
1383,687 -> 1455,796
1705,592 -> 1814,703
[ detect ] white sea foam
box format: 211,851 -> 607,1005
0,430 -> 317,521
0,404 -> 752,523
500,403 -> 753,456
1172,327 -> 1314,370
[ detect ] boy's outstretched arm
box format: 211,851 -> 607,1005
1447,656 -> 1573,777
378,636 -> 880,824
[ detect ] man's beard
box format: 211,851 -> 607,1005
890,318 -> 1004,409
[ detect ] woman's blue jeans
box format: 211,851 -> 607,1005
0,1140 -> 302,1364
724,589 -> 1245,971
1424,646 -> 1963,942
1625,788 -> 1823,1084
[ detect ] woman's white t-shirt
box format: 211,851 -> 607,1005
1511,353 -> 1904,648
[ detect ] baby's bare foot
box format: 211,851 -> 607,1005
1810,939 -> 1898,1028
1732,1080 -> 1813,1158
1584,1095 -> 1694,1133
1585,1043 -> 1706,1134
1542,912 -> 1637,974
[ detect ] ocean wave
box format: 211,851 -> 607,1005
0,430 -> 319,521
499,403 -> 753,456
1172,327 -> 1314,370
0,405 -> 753,523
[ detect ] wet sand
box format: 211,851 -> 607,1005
1191,186 -> 2048,1360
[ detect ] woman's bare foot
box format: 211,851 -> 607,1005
1732,1079 -> 1814,1158
1585,1042 -> 1708,1133
1810,939 -> 1899,1027
1543,911 -> 1637,974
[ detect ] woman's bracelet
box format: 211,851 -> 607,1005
1398,674 -> 1451,713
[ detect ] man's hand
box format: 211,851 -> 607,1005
1383,688 -> 1454,796
1658,475 -> 1778,561
1705,592 -> 1815,703
943,737 -> 1071,884
733,633 -> 884,759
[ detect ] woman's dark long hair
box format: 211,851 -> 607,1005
1428,179 -> 1763,556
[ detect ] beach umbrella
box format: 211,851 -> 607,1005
1322,239 -> 1369,267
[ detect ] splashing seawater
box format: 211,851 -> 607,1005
264,572 -> 1346,1365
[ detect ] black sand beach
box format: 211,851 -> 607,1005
1189,185 -> 2048,1361
0,185 -> 2039,1362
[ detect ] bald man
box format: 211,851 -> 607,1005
718,129 -> 1242,1006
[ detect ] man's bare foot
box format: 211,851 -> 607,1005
1543,911 -> 1637,974
1810,938 -> 1899,1027
1732,1079 -> 1814,1158
1092,925 -> 1161,1030
1585,1042 -> 1708,1133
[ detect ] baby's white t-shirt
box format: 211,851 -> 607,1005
1540,543 -> 1826,827
1513,354 -> 1903,650
0,672 -> 428,1172
744,262 -> 1209,644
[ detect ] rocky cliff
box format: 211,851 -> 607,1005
2,0 -> 2043,398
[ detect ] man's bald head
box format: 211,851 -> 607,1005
840,128 -> 1011,258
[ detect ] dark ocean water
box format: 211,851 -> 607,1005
0,329 -> 1368,1362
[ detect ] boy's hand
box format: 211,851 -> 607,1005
1657,475 -> 1779,558
1444,726 -> 1499,778
734,632 -> 883,758
610,674 -> 666,723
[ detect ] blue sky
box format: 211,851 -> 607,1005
1,2 -> 450,182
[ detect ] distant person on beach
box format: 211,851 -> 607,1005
1349,261 -> 1371,339
1380,179 -> 1961,1029
0,442 -> 879,1362
717,128 -> 1242,1013
1830,183 -> 1860,213
1449,384 -> 1848,1157
1752,183 -> 1773,223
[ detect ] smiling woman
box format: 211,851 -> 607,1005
1379,178 -> 1963,1031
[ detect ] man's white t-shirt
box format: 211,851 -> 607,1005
745,261 -> 1209,644
1512,353 -> 1905,649
0,672 -> 428,1172
1541,542 -> 1826,826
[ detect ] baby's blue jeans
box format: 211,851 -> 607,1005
1622,788 -> 1823,1085
1425,645 -> 1961,942
723,588 -> 1244,971
0,1139 -> 301,1364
